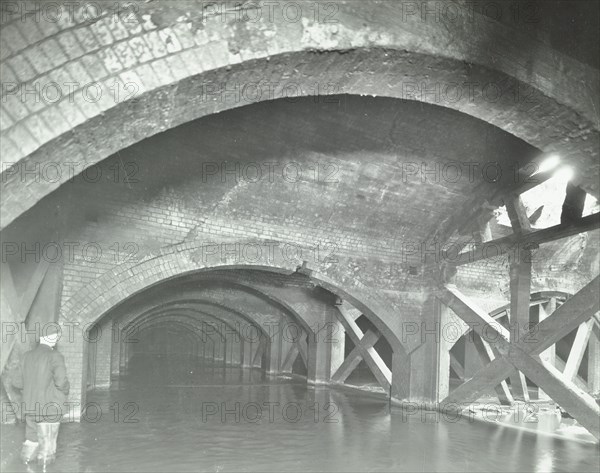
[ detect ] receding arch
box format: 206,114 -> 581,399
61,258 -> 409,361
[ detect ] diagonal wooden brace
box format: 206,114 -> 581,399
471,333 -> 513,405
281,331 -> 308,372
438,279 -> 600,439
336,306 -> 391,391
331,329 -> 380,383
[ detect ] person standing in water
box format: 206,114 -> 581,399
12,324 -> 70,467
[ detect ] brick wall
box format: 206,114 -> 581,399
1,0 -> 598,228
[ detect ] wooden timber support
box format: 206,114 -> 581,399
437,279 -> 600,440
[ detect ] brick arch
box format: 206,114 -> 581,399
123,318 -> 215,366
1,2 -> 598,229
97,297 -> 268,341
133,318 -> 209,347
121,307 -> 235,342
128,316 -> 221,358
59,245 -> 408,359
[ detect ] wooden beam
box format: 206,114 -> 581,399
335,307 -> 391,391
331,345 -> 364,383
588,323 -> 600,396
281,332 -> 308,372
1,260 -> 51,375
331,329 -> 380,383
449,352 -> 465,380
362,342 -> 392,392
438,281 -> 600,439
339,302 -> 362,320
281,343 -> 299,372
505,194 -> 532,233
451,213 -> 600,266
506,350 -> 599,439
471,333 -> 513,405
297,332 -> 308,366
19,259 -> 50,320
336,305 -> 367,346
252,338 -> 265,367
553,357 -> 589,392
538,299 -> 556,400
442,276 -> 598,405
508,245 -> 532,401
563,319 -> 594,381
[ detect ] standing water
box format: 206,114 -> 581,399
2,356 -> 599,472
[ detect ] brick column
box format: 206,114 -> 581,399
408,297 -> 450,405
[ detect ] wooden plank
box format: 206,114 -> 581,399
362,342 -> 392,392
588,323 -> 600,395
449,352 -> 465,380
280,332 -> 308,371
297,332 -> 308,366
538,300 -> 556,400
331,345 -> 365,383
563,319 -> 594,381
451,213 -> 600,266
19,259 -> 50,321
331,329 -> 380,383
1,260 -> 51,375
339,302 -> 362,320
554,357 -> 589,392
442,276 -> 598,405
281,343 -> 299,372
508,246 -> 532,401
505,194 -> 532,233
439,281 -> 600,439
471,334 -> 513,405
507,351 -> 600,439
336,305 -> 367,346
252,338 -> 265,366
335,306 -> 391,390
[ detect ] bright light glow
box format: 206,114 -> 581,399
554,166 -> 574,182
537,154 -> 560,173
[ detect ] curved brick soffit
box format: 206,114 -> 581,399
126,318 -> 227,355
84,276 -> 323,337
118,304 -> 276,361
61,247 -> 408,356
121,317 -> 215,358
1,4 -> 599,229
133,318 -> 212,345
114,297 -> 284,341
122,308 -> 242,342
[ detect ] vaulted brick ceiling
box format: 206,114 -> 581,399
4,95 -> 539,247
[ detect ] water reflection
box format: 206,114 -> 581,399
2,356 -> 599,472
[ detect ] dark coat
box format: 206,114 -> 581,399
12,344 -> 70,415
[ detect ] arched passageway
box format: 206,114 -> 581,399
77,267 -> 403,414
1,3 -> 599,470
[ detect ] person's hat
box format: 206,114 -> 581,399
40,324 -> 61,344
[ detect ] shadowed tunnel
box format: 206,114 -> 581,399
1,2 -> 599,472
